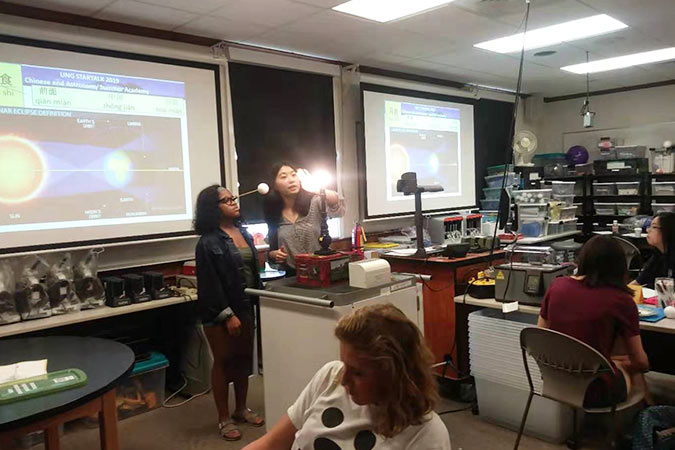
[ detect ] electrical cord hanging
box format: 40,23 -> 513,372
488,0 -> 532,262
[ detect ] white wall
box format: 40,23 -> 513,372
523,84 -> 675,155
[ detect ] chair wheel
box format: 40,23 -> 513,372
471,403 -> 479,415
565,439 -> 579,449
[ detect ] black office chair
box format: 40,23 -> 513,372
614,237 -> 642,277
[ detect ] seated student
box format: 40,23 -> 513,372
633,212 -> 675,289
538,235 -> 649,408
243,304 -> 452,450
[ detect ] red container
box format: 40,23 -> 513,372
182,260 -> 196,276
295,252 -> 362,287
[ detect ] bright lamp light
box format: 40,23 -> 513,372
474,14 -> 628,54
332,0 -> 455,23
562,47 -> 675,74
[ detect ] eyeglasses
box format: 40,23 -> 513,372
219,196 -> 238,205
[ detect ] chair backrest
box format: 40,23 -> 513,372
614,236 -> 641,270
520,327 -> 614,408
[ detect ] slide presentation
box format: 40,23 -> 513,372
363,88 -> 476,217
0,40 -> 222,252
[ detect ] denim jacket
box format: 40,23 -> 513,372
195,227 -> 262,324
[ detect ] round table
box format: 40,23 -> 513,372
0,336 -> 134,450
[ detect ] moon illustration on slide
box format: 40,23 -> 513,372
0,135 -> 47,204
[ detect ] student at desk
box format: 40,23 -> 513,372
538,235 -> 650,408
633,212 -> 675,289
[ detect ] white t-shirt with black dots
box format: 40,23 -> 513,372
287,361 -> 452,450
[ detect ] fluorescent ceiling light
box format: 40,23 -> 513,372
332,0 -> 455,23
562,47 -> 675,74
475,14 -> 628,54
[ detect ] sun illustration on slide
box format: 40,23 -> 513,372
0,135 -> 47,204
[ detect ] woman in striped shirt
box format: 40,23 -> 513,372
263,162 -> 345,275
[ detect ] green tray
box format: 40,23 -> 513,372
0,368 -> 87,404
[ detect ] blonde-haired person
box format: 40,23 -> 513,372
243,303 -> 451,450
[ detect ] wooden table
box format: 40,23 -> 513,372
0,337 -> 134,450
453,294 -> 675,334
382,251 -> 505,379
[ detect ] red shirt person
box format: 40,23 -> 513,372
538,236 -> 649,407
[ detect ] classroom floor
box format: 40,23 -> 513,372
34,376 -> 607,450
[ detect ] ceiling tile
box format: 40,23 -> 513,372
571,28 -> 666,59
95,0 -> 197,29
392,4 -> 517,42
288,0 -> 343,7
579,0 -> 675,44
212,0 -> 323,28
5,0 -> 114,15
135,0 -> 232,14
452,0 -> 577,27
174,15 -> 269,40
512,0 -> 600,29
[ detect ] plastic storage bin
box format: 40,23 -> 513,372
562,218 -> 578,232
512,189 -> 552,204
593,182 -> 615,196
485,172 -> 519,188
574,181 -> 584,196
518,203 -> 548,218
559,206 -> 576,220
615,182 -> 640,195
480,210 -> 498,223
616,203 -> 639,216
116,351 -> 169,420
594,158 -> 649,175
469,309 -> 573,443
518,218 -> 547,238
482,186 -> 513,200
532,153 -> 570,178
615,145 -> 646,159
480,199 -> 500,210
486,164 -> 514,176
595,203 -> 616,215
652,182 -> 675,196
552,194 -> 574,206
653,203 -> 675,214
547,221 -> 563,235
573,203 -> 583,216
547,181 -> 575,196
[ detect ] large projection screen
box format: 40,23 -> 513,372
0,36 -> 223,253
362,86 -> 476,218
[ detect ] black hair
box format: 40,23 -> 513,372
576,235 -> 632,294
263,161 -> 315,248
193,185 -> 222,235
655,212 -> 675,268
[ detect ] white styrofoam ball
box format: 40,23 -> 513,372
257,183 -> 270,195
665,306 -> 675,319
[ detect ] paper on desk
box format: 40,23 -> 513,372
385,246 -> 443,256
643,287 -> 658,299
0,360 -> 47,384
